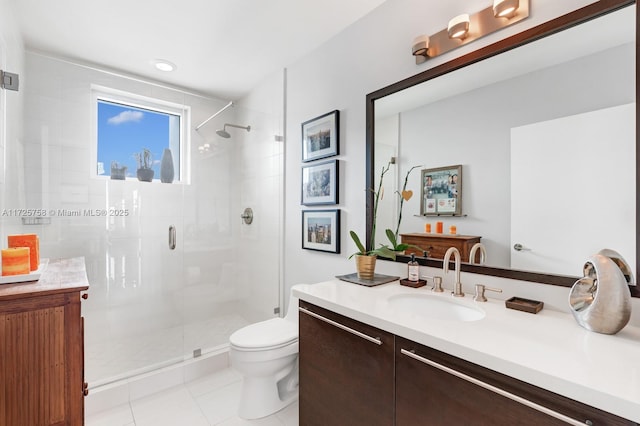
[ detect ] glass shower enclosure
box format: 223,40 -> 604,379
0,51 -> 283,387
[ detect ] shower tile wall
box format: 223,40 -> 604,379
5,52 -> 282,386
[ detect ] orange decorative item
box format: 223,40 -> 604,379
2,247 -> 31,276
449,225 -> 457,235
8,234 -> 40,271
425,223 -> 431,233
436,221 -> 444,234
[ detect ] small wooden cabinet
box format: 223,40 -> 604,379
0,258 -> 89,426
400,233 -> 481,262
299,300 -> 394,426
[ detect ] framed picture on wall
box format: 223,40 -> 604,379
302,209 -> 340,253
301,110 -> 339,162
301,160 -> 338,205
420,165 -> 463,216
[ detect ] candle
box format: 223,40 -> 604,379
425,223 -> 431,233
449,225 -> 457,235
8,234 -> 40,271
436,221 -> 443,234
2,247 -> 31,276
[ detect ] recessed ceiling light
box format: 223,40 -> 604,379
153,59 -> 176,72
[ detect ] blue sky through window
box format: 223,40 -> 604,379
97,100 -> 177,179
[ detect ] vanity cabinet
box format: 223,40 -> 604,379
400,233 -> 481,262
0,258 -> 89,426
298,300 -> 395,426
395,336 -> 635,425
298,301 -> 636,426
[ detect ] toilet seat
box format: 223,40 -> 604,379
230,318 -> 298,351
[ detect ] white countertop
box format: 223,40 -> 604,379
293,279 -> 640,422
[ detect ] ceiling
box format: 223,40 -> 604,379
7,0 -> 388,100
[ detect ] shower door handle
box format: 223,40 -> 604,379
169,226 -> 176,250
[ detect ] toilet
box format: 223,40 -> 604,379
229,285 -> 303,419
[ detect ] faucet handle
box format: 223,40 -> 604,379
432,276 -> 444,293
474,284 -> 503,302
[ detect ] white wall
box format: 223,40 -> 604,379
281,0 -> 640,324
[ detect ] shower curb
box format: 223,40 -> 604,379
85,348 -> 230,417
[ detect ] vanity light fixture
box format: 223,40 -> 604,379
493,0 -> 520,18
448,14 -> 470,40
412,35 -> 430,61
411,0 -> 529,64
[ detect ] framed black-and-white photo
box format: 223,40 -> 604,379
302,209 -> 340,253
301,160 -> 338,205
301,110 -> 339,162
420,164 -> 463,216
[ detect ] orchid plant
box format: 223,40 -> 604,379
386,165 -> 421,252
349,161 -> 397,261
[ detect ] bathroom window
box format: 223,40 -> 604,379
93,87 -> 189,182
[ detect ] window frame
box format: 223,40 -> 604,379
91,85 -> 191,183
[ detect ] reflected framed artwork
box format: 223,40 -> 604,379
302,209 -> 340,253
301,160 -> 338,205
420,165 -> 462,216
302,110 -> 339,162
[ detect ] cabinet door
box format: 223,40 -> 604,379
299,301 -> 394,426
0,292 -> 84,426
396,337 -> 635,426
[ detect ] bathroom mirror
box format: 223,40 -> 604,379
366,0 -> 639,294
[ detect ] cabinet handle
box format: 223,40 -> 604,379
299,307 -> 382,345
168,225 -> 176,250
82,293 -> 88,300
400,349 -> 589,426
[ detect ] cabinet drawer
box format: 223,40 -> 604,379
401,233 -> 481,262
395,336 -> 635,426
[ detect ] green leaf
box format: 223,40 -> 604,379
371,245 -> 397,261
349,230 -> 367,255
385,229 -> 397,248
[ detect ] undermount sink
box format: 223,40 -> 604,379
387,294 -> 485,322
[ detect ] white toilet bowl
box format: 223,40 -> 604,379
229,285 -> 304,419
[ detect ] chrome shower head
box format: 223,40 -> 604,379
216,129 -> 231,138
216,123 -> 251,139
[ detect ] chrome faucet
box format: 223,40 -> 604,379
443,247 -> 464,297
469,242 -> 487,265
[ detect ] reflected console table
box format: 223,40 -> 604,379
400,233 -> 482,263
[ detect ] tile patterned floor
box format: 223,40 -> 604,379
86,367 -> 299,426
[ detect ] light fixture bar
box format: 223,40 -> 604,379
413,0 -> 529,64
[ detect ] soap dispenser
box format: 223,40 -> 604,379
408,254 -> 419,282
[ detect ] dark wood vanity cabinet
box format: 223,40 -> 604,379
396,336 -> 636,426
400,233 -> 481,262
298,300 -> 395,426
298,301 -> 636,425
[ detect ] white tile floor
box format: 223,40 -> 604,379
85,314 -> 250,385
86,367 -> 299,426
